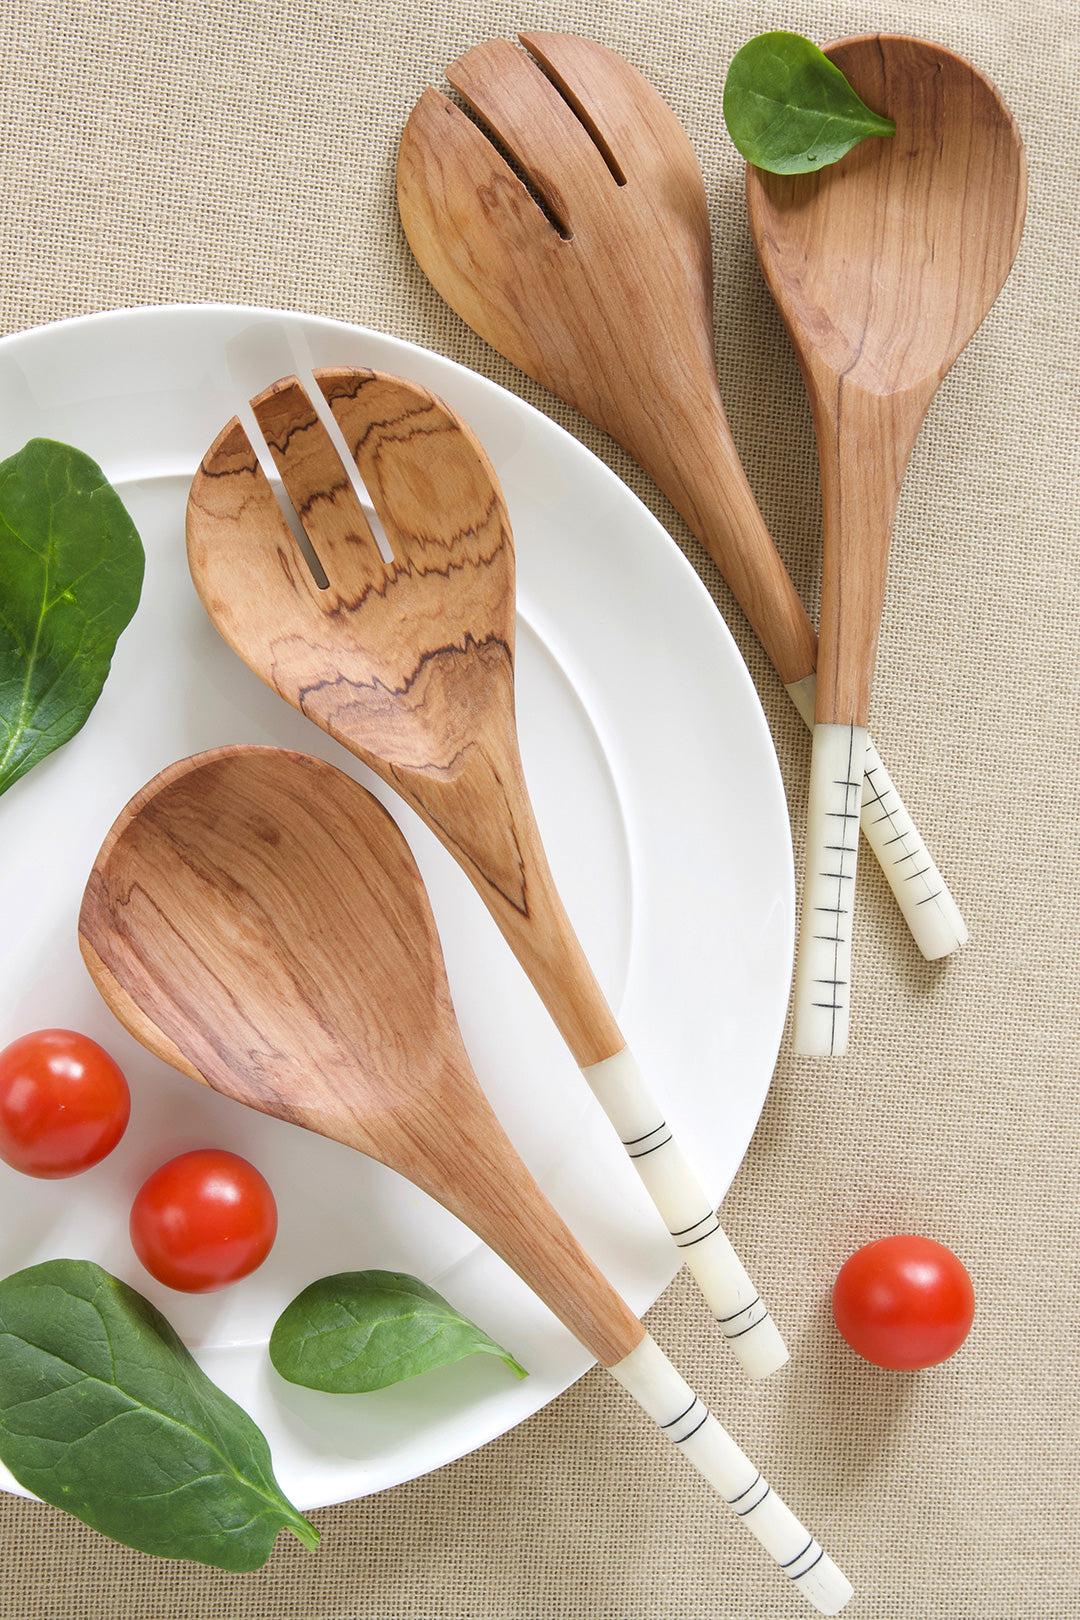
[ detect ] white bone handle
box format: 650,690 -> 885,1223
793,723 -> 866,1057
583,1048 -> 788,1379
786,676 -> 967,961
608,1334 -> 853,1614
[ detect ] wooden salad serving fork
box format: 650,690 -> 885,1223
396,30 -> 968,964
186,366 -> 786,1379
79,746 -> 851,1614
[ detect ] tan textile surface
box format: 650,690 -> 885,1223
1,0 -> 1078,1616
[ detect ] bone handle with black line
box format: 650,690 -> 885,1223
584,1048 -> 785,1368
442,786 -> 789,1379
785,677 -> 966,961
606,1334 -> 852,1613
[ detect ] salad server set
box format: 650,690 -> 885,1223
397,29 -> 1025,1050
70,27 -> 1024,1612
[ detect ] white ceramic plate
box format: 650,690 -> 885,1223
0,304 -> 793,1512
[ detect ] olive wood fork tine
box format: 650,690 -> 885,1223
315,367 -> 509,577
519,32 -> 676,177
189,416 -> 329,623
251,377 -> 390,592
447,38 -> 614,230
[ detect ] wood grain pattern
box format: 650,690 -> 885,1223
396,31 -> 818,687
186,367 -> 622,1067
79,745 -> 645,1369
745,34 -> 1027,725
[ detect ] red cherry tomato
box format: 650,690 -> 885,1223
0,1028 -> 131,1178
130,1148 -> 277,1293
832,1234 -> 975,1370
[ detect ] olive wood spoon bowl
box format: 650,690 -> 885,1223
397,29 -> 966,961
186,367 -> 785,1379
746,34 -> 1026,1055
78,745 -> 852,1615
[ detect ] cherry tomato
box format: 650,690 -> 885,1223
0,1028 -> 131,1178
130,1148 -> 277,1293
832,1234 -> 975,1370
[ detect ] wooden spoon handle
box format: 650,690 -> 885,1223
585,1048 -> 787,1379
434,786 -> 788,1375
812,382 -> 931,728
427,1075 -> 846,1607
609,1335 -> 853,1613
591,386 -> 966,958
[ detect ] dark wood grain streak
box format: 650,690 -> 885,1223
79,746 -> 645,1369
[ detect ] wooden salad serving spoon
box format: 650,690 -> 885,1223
186,366 -> 786,1379
745,35 -> 1026,1055
396,29 -> 967,962
78,744 -> 852,1615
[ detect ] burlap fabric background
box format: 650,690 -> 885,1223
1,0 -> 1077,1616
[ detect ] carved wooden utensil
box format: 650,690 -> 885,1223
79,745 -> 852,1615
186,367 -> 786,1379
745,35 -> 1026,1055
396,29 -> 967,961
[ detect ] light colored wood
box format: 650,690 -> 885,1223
78,744 -> 645,1369
396,31 -> 818,687
745,34 -> 1027,727
186,367 -> 622,1068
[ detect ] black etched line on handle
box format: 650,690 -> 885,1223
731,1477 -> 773,1509
670,1212 -> 717,1238
676,1410 -> 709,1443
661,1397 -> 709,1445
661,1398 -> 698,1430
862,755 -> 946,902
813,729 -> 862,1053
788,1545 -> 826,1582
621,1121 -> 673,1159
725,1470 -> 761,1503
725,1305 -> 770,1339
736,1482 -> 772,1517
626,1134 -> 674,1159
782,1537 -> 816,1570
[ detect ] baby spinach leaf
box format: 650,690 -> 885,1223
0,438 -> 144,799
270,1271 -> 528,1393
0,1259 -> 318,1571
723,32 -> 895,174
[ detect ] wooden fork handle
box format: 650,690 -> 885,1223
585,1048 -> 788,1379
604,386 -> 819,688
405,746 -> 787,1373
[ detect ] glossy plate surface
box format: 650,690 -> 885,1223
0,304 -> 793,1509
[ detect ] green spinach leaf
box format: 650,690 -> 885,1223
0,438 -> 144,798
270,1271 -> 527,1393
723,32 -> 895,174
0,1259 -> 318,1570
